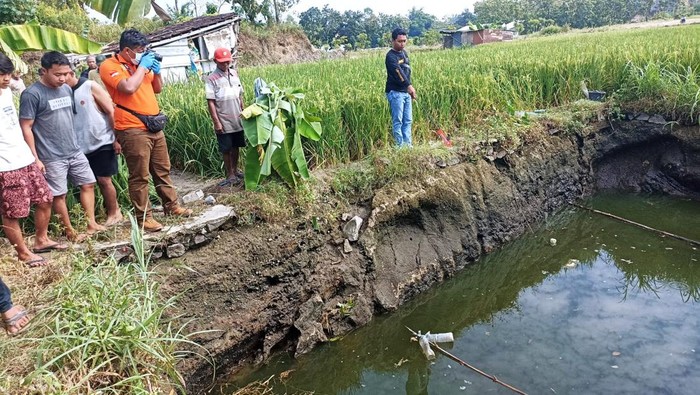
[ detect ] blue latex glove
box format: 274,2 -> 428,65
138,52 -> 156,70
150,59 -> 161,75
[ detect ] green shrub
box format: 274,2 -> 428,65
540,25 -> 564,35
35,3 -> 90,36
0,0 -> 36,25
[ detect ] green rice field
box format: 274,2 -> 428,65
162,24 -> 700,177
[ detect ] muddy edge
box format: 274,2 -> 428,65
157,119 -> 700,393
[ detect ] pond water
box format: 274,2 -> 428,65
221,193 -> 700,395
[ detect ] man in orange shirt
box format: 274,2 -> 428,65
100,29 -> 192,232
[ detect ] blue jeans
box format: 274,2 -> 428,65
386,90 -> 413,147
0,278 -> 11,314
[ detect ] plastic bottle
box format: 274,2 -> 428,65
418,335 -> 435,360
426,332 -> 454,343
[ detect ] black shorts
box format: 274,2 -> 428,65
217,132 -> 246,153
85,145 -> 118,177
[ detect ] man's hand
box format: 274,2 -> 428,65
113,141 -> 122,155
150,59 -> 161,75
408,85 -> 417,100
139,52 -> 156,70
35,159 -> 45,173
214,121 -> 224,134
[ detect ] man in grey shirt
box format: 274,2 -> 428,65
205,47 -> 245,187
19,51 -> 105,241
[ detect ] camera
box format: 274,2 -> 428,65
145,49 -> 163,62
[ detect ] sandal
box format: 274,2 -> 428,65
32,242 -> 68,253
2,307 -> 31,336
24,257 -> 49,268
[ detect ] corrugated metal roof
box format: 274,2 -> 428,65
102,12 -> 241,53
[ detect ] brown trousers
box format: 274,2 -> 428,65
116,129 -> 179,219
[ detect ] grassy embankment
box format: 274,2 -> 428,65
1,24 -> 699,394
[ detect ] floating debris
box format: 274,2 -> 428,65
550,238 -> 557,246
612,351 -> 621,357
394,358 -> 409,367
279,369 -> 295,381
565,259 -> 580,268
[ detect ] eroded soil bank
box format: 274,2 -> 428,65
159,117 -> 700,393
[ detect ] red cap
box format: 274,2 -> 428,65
213,47 -> 232,62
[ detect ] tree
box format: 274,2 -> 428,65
271,0 -> 298,24
167,0 -> 195,21
407,7 -> 436,37
355,32 -> 370,49
228,0 -> 274,24
379,13 -> 410,36
452,9 -> 477,27
298,5 -> 342,47
205,2 -> 218,14
473,0 -> 523,24
338,10 -> 365,48
0,0 -> 37,25
298,7 -> 324,46
225,0 -> 298,24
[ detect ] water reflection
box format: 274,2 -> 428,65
223,194 -> 700,395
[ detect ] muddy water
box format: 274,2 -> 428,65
222,193 -> 700,395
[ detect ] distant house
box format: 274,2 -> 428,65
440,25 -> 515,48
102,13 -> 242,82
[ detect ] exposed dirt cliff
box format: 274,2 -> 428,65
237,25 -> 340,67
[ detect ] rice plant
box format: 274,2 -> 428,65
157,24 -> 700,176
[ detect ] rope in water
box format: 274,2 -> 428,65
405,326 -> 528,395
571,203 -> 700,247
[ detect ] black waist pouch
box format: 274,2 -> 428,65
117,104 -> 169,133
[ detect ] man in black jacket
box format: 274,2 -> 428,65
385,27 -> 417,147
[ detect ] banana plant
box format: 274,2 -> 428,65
241,81 -> 322,190
85,0 -> 153,25
86,1 -> 173,25
0,23 -> 103,74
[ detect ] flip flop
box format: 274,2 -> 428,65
218,178 -> 233,187
218,177 -> 241,187
32,243 -> 68,253
24,257 -> 49,268
2,307 -> 31,337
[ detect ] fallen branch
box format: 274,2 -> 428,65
406,326 -> 528,395
571,203 -> 700,247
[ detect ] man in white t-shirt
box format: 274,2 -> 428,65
0,53 -> 66,267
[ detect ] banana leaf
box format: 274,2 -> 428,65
290,126 -> 310,180
242,104 -> 273,146
86,0 -> 152,26
261,125 -> 285,176
0,24 -> 103,74
244,145 -> 263,190
271,128 -> 297,188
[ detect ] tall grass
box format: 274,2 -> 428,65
158,24 -> 700,177
7,215 -> 211,394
